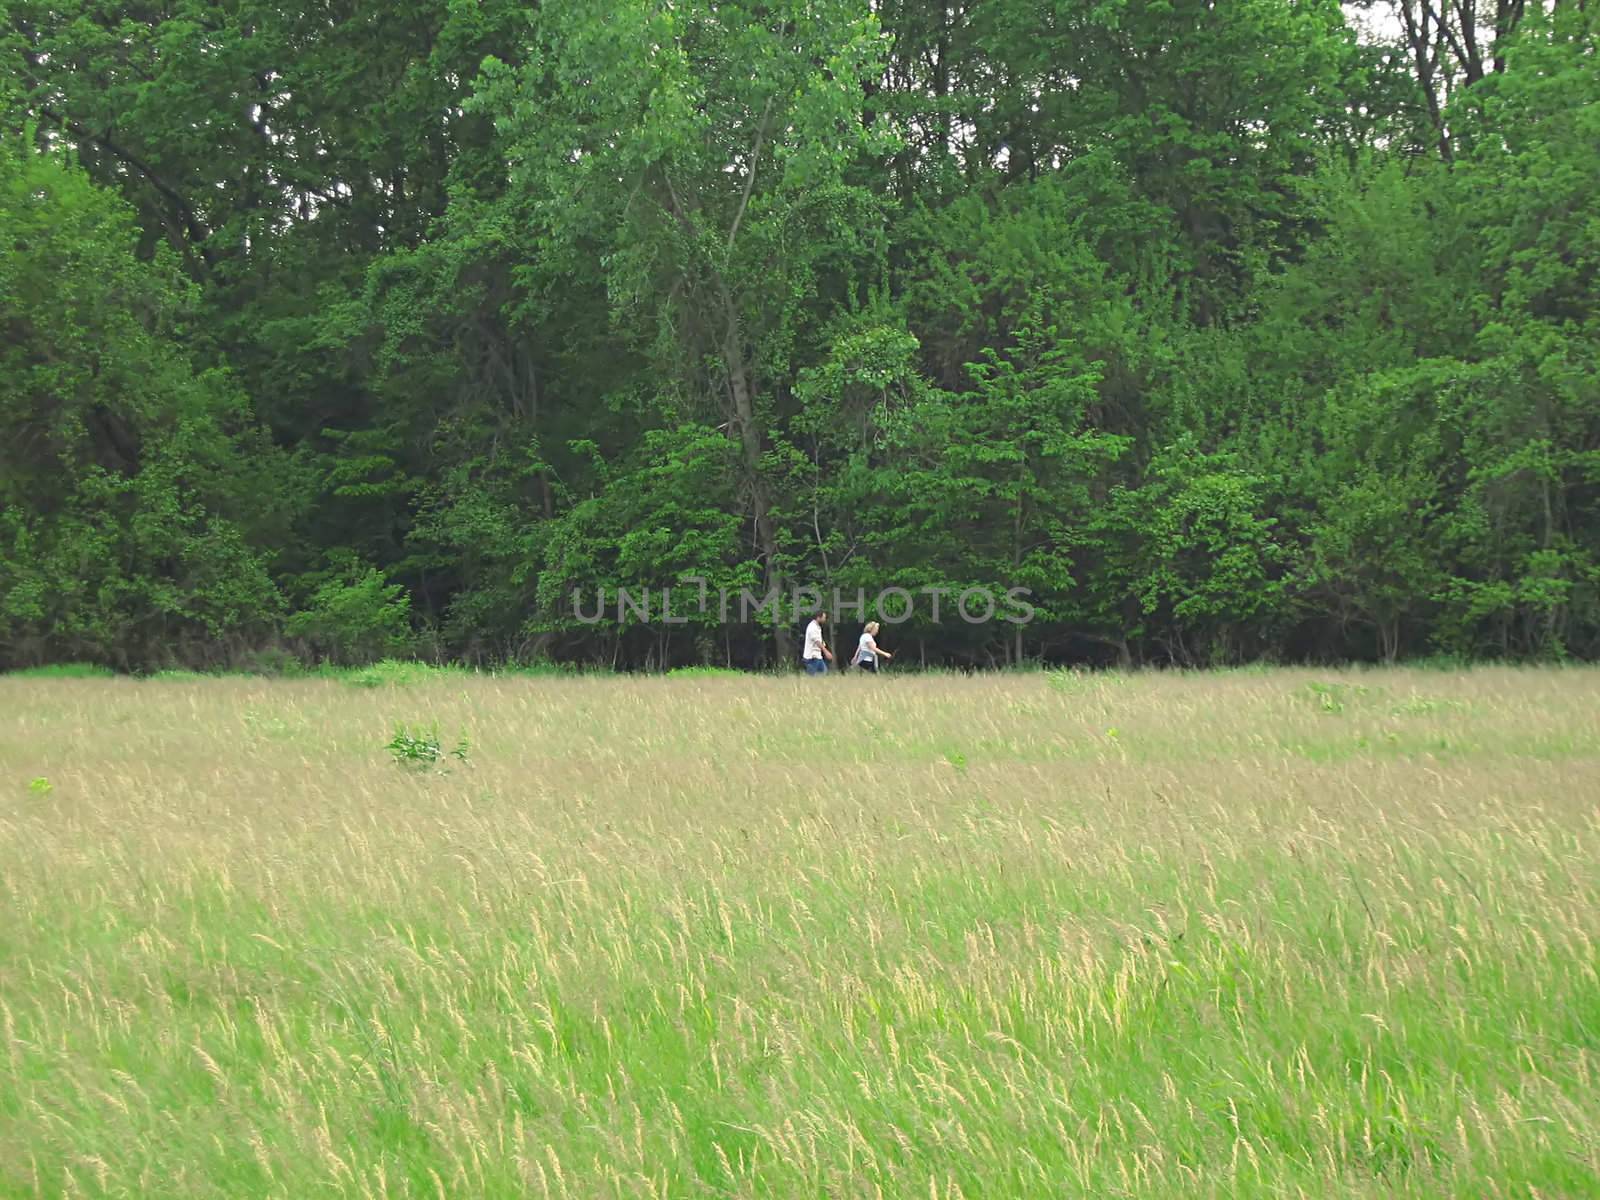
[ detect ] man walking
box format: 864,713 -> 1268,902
802,611 -> 833,675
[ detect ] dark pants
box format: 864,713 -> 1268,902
803,657 -> 828,675
856,658 -> 877,674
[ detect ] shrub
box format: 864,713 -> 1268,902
384,724 -> 470,770
237,646 -> 306,677
286,566 -> 412,665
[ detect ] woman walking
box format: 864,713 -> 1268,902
851,621 -> 893,674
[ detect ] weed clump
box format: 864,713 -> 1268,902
385,724 -> 469,770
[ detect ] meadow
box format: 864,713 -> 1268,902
2,666 -> 1598,1198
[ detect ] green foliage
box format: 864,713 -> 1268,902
535,426 -> 749,636
6,663 -> 115,679
1298,682 -> 1379,716
342,660 -> 462,690
384,724 -> 469,769
0,136 -> 286,671
286,563 -> 413,666
5,1 -> 1600,670
237,648 -> 307,678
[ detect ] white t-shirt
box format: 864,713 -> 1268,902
854,631 -> 877,664
803,620 -> 825,660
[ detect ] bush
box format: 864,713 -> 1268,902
384,724 -> 470,770
236,646 -> 307,677
286,566 -> 412,665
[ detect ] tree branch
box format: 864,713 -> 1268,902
1420,0 -> 1475,84
725,94 -> 775,261
37,106 -> 217,270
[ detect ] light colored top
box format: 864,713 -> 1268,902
803,619 -> 825,660
853,631 -> 877,665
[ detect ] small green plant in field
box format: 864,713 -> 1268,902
1300,681 -> 1380,714
1045,669 -> 1088,694
666,665 -> 744,678
28,777 -> 52,796
385,724 -> 469,770
242,708 -> 296,740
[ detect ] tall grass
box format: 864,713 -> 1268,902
2,667 -> 1597,1196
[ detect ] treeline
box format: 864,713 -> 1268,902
3,0 -> 1598,671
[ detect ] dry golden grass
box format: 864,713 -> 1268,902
2,666 -> 1599,1197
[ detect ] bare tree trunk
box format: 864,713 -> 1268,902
1380,614 -> 1401,664
1399,0 -> 1455,161
520,347 -> 554,519
724,325 -> 791,664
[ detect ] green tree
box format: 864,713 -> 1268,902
0,137 -> 287,668
467,0 -> 894,660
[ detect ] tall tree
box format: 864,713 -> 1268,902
465,0 -> 894,658
0,135 -> 289,668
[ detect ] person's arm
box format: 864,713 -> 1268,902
878,646 -> 893,659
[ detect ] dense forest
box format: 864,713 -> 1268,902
3,0 -> 1598,671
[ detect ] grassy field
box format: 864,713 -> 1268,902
2,667 -> 1599,1198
